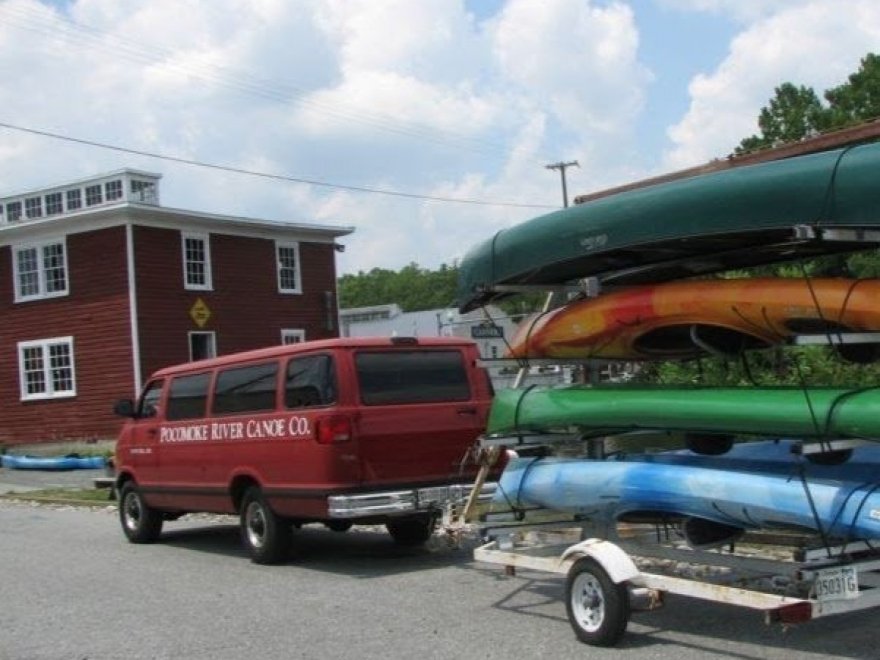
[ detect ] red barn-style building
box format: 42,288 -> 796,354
0,170 -> 353,446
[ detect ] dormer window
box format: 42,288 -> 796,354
25,197 -> 42,219
131,179 -> 158,204
46,192 -> 63,215
106,179 -> 123,201
66,189 -> 82,211
85,184 -> 103,206
6,201 -> 21,222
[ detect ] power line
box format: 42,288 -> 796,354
0,121 -> 557,210
0,3 -> 514,158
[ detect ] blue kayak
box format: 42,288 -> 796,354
496,442 -> 880,545
1,454 -> 106,471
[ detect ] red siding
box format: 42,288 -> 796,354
0,227 -> 133,445
0,222 -> 341,447
134,227 -> 340,385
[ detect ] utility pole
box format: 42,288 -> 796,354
545,160 -> 579,207
546,159 -> 591,384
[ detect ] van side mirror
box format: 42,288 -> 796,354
114,399 -> 136,418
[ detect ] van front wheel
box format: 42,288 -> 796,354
386,515 -> 435,546
240,487 -> 289,564
119,482 -> 163,543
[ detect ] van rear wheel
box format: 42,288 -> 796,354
119,482 -> 163,543
386,515 -> 435,546
240,487 -> 289,564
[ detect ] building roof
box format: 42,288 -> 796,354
0,168 -> 354,244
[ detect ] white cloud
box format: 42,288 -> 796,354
0,0 -> 658,276
664,0 -> 880,169
492,0 -> 649,135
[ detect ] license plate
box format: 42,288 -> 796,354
814,566 -> 859,602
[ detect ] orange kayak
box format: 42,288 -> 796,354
507,278 -> 880,361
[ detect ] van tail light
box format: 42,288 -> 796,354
316,415 -> 353,444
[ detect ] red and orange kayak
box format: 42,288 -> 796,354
506,278 -> 880,361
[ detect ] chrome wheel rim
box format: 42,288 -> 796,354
123,491 -> 142,532
571,572 -> 605,633
245,501 -> 267,549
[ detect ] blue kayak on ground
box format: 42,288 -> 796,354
1,454 -> 106,471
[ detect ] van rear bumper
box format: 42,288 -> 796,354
327,481 -> 497,518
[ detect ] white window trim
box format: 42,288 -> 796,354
17,336 -> 77,401
182,232 -> 213,291
12,238 -> 69,303
188,331 -> 217,362
276,240 -> 302,295
281,328 -> 306,344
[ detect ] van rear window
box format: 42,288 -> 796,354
166,373 -> 210,421
355,350 -> 470,405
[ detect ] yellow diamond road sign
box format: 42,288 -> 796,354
190,298 -> 211,328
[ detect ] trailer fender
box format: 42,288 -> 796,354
561,538 -> 640,584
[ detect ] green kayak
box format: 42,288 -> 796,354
487,385 -> 880,439
458,142 -> 880,312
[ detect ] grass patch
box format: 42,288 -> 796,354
0,487 -> 115,506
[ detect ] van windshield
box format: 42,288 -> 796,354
355,350 -> 470,405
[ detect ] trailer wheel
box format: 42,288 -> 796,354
325,520 -> 353,533
386,514 -> 435,546
565,557 -> 630,647
119,482 -> 163,543
240,487 -> 289,564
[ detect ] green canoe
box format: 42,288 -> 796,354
458,142 -> 880,312
487,385 -> 880,439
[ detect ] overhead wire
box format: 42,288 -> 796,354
0,2 -> 515,157
0,120 -> 557,210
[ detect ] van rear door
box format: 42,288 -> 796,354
352,346 -> 486,485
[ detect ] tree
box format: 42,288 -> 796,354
824,53 -> 880,127
337,262 -> 459,312
736,54 -> 880,155
736,83 -> 829,154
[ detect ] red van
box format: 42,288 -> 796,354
113,337 -> 497,563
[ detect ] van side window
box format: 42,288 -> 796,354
213,362 -> 278,414
138,380 -> 164,418
286,354 -> 335,408
166,373 -> 211,421
355,350 -> 471,405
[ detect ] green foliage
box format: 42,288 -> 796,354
338,262 -> 546,315
736,53 -> 880,154
824,53 -> 880,127
338,262 -> 459,312
636,346 -> 880,388
736,83 -> 829,154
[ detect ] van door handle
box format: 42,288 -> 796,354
457,407 -> 478,416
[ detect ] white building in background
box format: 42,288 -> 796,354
339,303 -> 569,388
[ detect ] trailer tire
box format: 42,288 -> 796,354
240,487 -> 289,564
386,515 -> 435,546
565,557 -> 630,647
325,520 -> 353,533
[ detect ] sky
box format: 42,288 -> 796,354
0,0 -> 878,276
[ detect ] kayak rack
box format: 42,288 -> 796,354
473,508 -> 880,647
460,422 -> 880,646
